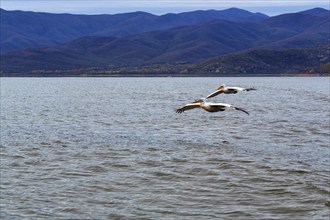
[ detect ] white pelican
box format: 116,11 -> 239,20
176,99 -> 249,115
206,84 -> 256,99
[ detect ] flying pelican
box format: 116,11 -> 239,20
206,84 -> 256,99
175,99 -> 249,115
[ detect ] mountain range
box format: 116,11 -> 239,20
0,7 -> 268,53
0,7 -> 329,75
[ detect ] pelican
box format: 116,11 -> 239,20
175,99 -> 249,115
206,84 -> 256,99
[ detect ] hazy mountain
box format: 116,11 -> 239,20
256,11 -> 330,49
0,8 -> 268,53
1,8 -> 329,75
190,45 -> 330,75
263,10 -> 328,32
299,7 -> 330,17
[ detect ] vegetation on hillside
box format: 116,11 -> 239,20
0,7 -> 329,76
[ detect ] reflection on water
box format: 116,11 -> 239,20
1,77 -> 329,219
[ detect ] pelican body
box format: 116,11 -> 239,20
206,84 -> 256,99
176,99 -> 249,115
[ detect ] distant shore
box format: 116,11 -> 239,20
1,72 -> 329,77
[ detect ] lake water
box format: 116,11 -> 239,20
1,77 -> 329,219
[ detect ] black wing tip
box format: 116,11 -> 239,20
175,109 -> 183,114
235,107 -> 249,115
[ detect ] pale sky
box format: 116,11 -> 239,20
1,0 -> 329,16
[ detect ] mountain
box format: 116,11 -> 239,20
190,45 -> 330,75
299,7 -> 329,17
0,8 -> 268,53
258,11 -> 329,49
263,10 -> 328,32
1,8 -> 328,75
1,8 -> 329,75
0,20 -> 290,72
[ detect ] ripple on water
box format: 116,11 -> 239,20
1,77 -> 329,219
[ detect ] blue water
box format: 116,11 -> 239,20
1,77 -> 329,219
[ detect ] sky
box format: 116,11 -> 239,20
1,0 -> 329,16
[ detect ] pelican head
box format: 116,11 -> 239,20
217,84 -> 226,90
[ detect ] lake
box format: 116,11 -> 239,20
1,77 -> 329,219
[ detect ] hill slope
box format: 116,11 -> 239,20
1,10 -> 328,74
190,45 -> 330,75
1,7 -> 329,76
0,8 -> 268,53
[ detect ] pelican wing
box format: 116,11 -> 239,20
227,88 -> 239,93
206,90 -> 223,99
233,107 -> 249,115
245,87 -> 257,91
231,86 -> 256,91
176,103 -> 200,113
224,86 -> 257,92
208,102 -> 230,108
206,85 -> 226,98
211,103 -> 249,115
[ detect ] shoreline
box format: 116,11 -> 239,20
1,73 -> 329,77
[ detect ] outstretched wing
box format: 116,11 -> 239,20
245,87 -> 257,91
233,107 -> 249,115
206,90 -> 223,99
206,85 -> 225,99
175,103 -> 200,113
227,86 -> 256,92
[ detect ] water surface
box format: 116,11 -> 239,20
1,77 -> 329,219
